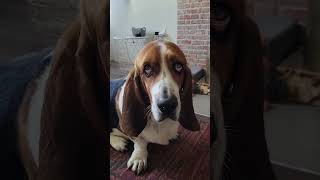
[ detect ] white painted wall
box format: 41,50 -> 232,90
110,0 -> 177,61
110,0 -> 130,61
110,0 -> 130,39
127,0 -> 177,41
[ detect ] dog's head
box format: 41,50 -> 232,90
120,40 -> 200,137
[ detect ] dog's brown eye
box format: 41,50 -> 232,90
144,64 -> 152,77
174,63 -> 183,73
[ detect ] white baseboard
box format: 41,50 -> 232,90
195,112 -> 210,118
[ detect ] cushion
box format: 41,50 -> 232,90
254,15 -> 305,66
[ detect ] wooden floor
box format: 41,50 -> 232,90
110,60 -> 133,79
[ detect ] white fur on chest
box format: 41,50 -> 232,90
26,64 -> 51,167
139,117 -> 179,145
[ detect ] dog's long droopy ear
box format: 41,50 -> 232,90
179,66 -> 200,131
119,70 -> 148,137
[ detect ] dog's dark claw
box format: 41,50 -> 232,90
169,134 -> 180,143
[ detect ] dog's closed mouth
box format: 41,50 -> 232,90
158,113 -> 177,122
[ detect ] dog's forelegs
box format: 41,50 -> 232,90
212,73 -> 226,180
110,128 -> 129,152
127,137 -> 148,175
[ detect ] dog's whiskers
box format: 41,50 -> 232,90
224,152 -> 232,163
220,151 -> 232,180
222,162 -> 231,180
144,105 -> 152,119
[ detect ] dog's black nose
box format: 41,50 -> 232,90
157,96 -> 178,115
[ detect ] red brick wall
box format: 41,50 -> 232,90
253,0 -> 308,25
177,0 -> 210,68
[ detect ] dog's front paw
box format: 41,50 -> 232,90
110,135 -> 128,152
169,133 -> 180,143
127,150 -> 147,175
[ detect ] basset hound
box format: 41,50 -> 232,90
212,0 -> 276,179
109,40 -> 200,174
211,71 -> 225,180
16,0 -> 109,180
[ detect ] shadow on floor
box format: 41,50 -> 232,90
273,164 -> 320,180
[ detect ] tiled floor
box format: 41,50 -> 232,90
193,94 -> 210,117
265,104 -> 320,179
273,164 -> 320,180
264,48 -> 320,179
110,60 -> 133,79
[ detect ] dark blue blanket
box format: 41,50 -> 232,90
0,48 -> 52,126
0,48 -> 53,179
0,47 -> 126,131
109,78 -> 126,131
0,49 -> 126,178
